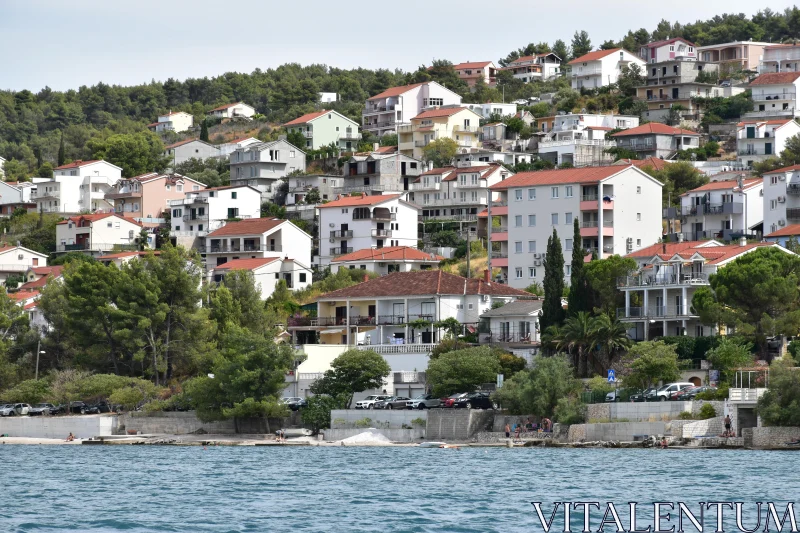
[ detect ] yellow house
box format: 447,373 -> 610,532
398,107 -> 483,160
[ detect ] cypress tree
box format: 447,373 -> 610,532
541,227 -> 566,331
567,217 -> 590,316
57,132 -> 65,166
200,120 -> 209,142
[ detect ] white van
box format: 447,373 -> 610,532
651,382 -> 695,401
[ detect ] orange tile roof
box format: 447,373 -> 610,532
318,193 -> 401,209
490,166 -> 626,190
413,107 -> 473,120
453,61 -> 493,70
750,72 -> 800,85
283,110 -> 329,126
19,269 -> 63,290
612,123 -> 699,137
210,102 -> 244,111
30,266 -> 63,277
766,223 -> 800,238
368,83 -> 426,101
374,145 -> 398,154
214,257 -> 281,271
628,241 -> 779,264
54,160 -> 101,170
761,163 -> 800,175
685,178 -> 762,194
736,119 -> 794,127
478,206 -> 508,217
8,290 -> 39,301
206,218 -> 285,237
331,246 -> 443,263
643,37 -> 697,49
613,157 -> 670,171
569,48 -> 625,65
317,270 -> 532,299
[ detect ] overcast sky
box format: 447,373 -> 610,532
1,0 -> 796,92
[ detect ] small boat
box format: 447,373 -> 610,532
418,441 -> 447,448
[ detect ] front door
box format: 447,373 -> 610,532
766,142 -> 773,155
403,177 -> 409,191
393,303 -> 404,323
335,306 -> 347,325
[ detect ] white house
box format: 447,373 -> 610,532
568,48 -> 645,90
285,174 -> 342,205
208,102 -> 256,120
478,298 -> 543,345
678,178 -> 763,242
736,118 -> 800,168
217,137 -> 261,158
147,111 -> 194,133
55,213 -> 145,255
211,257 -> 312,300
331,246 -> 443,275
169,185 -> 262,247
536,113 -> 639,167
0,181 -> 36,216
612,123 -> 701,159
0,244 -> 48,283
503,53 -> 562,82
317,193 -> 421,267
164,139 -> 221,167
229,139 -> 306,200
462,102 -> 517,119
746,72 -> 800,120
202,217 -> 312,271
362,81 -> 462,138
284,110 -> 361,151
488,165 -> 664,288
33,160 -> 122,214
761,163 -> 800,236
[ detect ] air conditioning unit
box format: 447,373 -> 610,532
329,223 -> 335,227
779,219 -> 787,226
779,175 -> 786,181
778,196 -> 786,203
626,237 -> 633,244
329,238 -> 335,243
533,253 -> 541,259
533,259 -> 542,266
482,295 -> 489,302
18,254 -> 23,260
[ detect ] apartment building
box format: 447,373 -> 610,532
487,165 -> 663,288
288,270 -> 530,346
760,43 -> 800,74
567,48 -> 645,90
673,178 -> 763,242
398,107 -> 483,160
55,213 -> 145,255
169,185 -> 262,247
618,240 -> 784,340
217,137 -> 261,158
105,173 -> 205,222
229,140 -> 306,200
210,257 -> 312,300
331,246 -> 442,275
164,139 -> 221,167
33,160 -> 122,214
147,111 -> 193,133
285,174 -> 342,205
452,61 -> 497,87
284,110 -> 361,151
361,81 -> 462,138
317,193 -> 420,267
208,102 -> 256,120
697,40 -> 771,72
745,72 -> 800,120
639,38 -> 697,63
503,53 -> 562,82
410,164 -> 511,224
736,118 -> 800,168
536,113 -> 639,167
611,123 -> 700,159
340,152 -> 423,194
760,164 -> 800,236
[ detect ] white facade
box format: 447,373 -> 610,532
362,81 -> 462,137
284,110 -> 361,151
55,214 -> 145,255
762,165 -> 800,236
217,137 -> 261,158
492,166 -> 663,288
165,140 -> 221,167
0,245 -> 48,283
537,113 -> 639,167
317,194 -> 421,267
568,48 -> 646,90
229,140 -> 306,200
331,247 -> 441,275
169,185 -> 262,239
737,119 -> 800,167
33,160 -> 122,214
149,112 -> 194,133
319,92 -> 339,103
679,179 -> 763,241
504,53 -> 562,82
746,73 -> 800,120
0,181 -> 35,215
203,218 -> 313,271
209,102 -> 256,120
285,174 -> 341,205
639,38 -> 697,63
212,258 -> 312,300
462,103 -> 517,119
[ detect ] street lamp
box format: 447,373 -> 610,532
35,344 -> 45,381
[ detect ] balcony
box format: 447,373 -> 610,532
729,388 -> 767,402
363,120 -> 396,129
680,202 -> 744,216
397,124 -> 414,134
330,230 -> 353,239
570,67 -> 603,77
617,305 -> 698,319
302,130 -> 313,138
414,140 -> 428,147
737,148 -> 773,156
330,247 -> 354,257
377,315 -> 405,325
57,242 -> 138,253
182,214 -> 208,222
579,196 -> 614,211
538,139 -> 615,149
752,92 -> 796,101
410,182 -> 440,191
340,130 -> 362,141
580,220 -> 613,237
170,197 -> 208,206
371,212 -> 396,222
371,229 -> 392,237
617,273 -> 710,288
105,190 -> 142,200
490,251 -> 508,259
743,108 -> 796,118
787,183 -> 800,195
363,104 -> 397,116
202,244 -> 273,254
453,125 -> 478,133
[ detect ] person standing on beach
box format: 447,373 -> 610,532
724,415 -> 732,437
504,423 -> 511,439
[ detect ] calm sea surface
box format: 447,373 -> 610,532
0,446 -> 796,532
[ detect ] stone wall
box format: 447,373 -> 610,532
746,426 -> 800,449
0,414 -> 118,439
585,401 -> 723,422
583,422 -> 666,441
122,412 -> 237,435
330,409 -> 426,430
426,409 -> 494,441
567,424 -> 587,442
323,428 -> 425,442
681,416 -> 724,438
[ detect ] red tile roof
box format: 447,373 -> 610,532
766,223 -> 800,238
612,123 -> 699,137
374,146 -> 398,154
284,110 -> 329,126
628,240 -> 779,264
210,102 -> 244,112
368,83 -> 426,101
19,268 -> 64,290
413,107 -> 474,120
750,72 -> 800,85
736,119 -> 794,127
627,240 -> 720,258
30,266 -> 63,277
331,246 -> 443,263
165,139 -> 205,149
8,290 -> 39,302
214,257 -> 281,271
97,251 -> 160,260
453,61 -> 493,70
569,48 -> 626,65
684,178 -> 762,194
56,213 -> 142,227
478,206 -> 508,217
206,218 -> 285,237
613,157 -> 670,172
490,166 -> 627,190
317,270 -> 533,299
763,163 -> 800,175
318,193 -> 401,209
587,126 -> 613,131
54,160 -> 101,170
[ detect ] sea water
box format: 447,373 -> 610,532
0,446 -> 796,532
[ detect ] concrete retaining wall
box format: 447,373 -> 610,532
330,409 -> 426,430
745,426 -> 800,449
0,415 -> 118,439
426,409 -> 494,441
681,416 -> 724,438
586,401 -> 723,422
583,422 -> 666,441
323,428 -> 425,442
122,412 -> 236,434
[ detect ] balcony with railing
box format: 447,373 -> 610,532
371,212 -> 396,222
617,272 -> 710,288
787,183 -> 800,195
302,130 -> 313,138
330,230 -> 353,239
414,140 -> 428,147
580,193 -> 614,210
580,219 -> 613,237
752,91 -> 796,101
396,124 -> 414,134
201,243 -> 274,254
340,130 -> 362,141
680,202 -> 744,216
170,197 -> 208,206
453,125 -> 478,133
105,190 -> 142,200
743,108 -> 796,118
330,247 -> 354,257
410,182 -> 440,191
538,138 -> 615,149
371,229 -> 392,238
570,67 -> 603,77
363,104 -> 397,116
57,242 -> 138,253
617,305 -> 698,320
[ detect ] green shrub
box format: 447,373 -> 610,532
697,403 -> 717,419
354,418 -> 372,428
553,396 -> 585,424
411,417 -> 426,427
678,411 -> 695,420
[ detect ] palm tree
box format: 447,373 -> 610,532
590,313 -> 632,374
561,312 -> 595,377
541,324 -> 566,356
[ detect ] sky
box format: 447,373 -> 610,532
1,0 -> 797,92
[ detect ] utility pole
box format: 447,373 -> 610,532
466,229 -> 471,279
487,197 -> 492,276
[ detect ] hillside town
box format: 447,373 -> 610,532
3,11 -> 800,449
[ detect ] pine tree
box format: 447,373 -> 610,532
57,132 -> 65,166
567,217 -> 590,317
541,228 -> 566,331
200,120 -> 209,142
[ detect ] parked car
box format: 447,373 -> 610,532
29,403 -> 60,416
647,383 -> 695,402
453,392 -> 495,410
280,397 -> 307,411
354,395 -> 391,410
382,396 -> 411,410
440,393 -> 468,408
0,404 -> 17,416
680,386 -> 717,400
406,394 -> 441,410
68,401 -> 96,414
605,390 -> 620,402
629,388 -> 656,402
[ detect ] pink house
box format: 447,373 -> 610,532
105,173 -> 206,222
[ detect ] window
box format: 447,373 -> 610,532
177,184 -> 183,192
198,224 -> 203,231
107,222 -> 112,228
529,267 -> 536,278
551,187 -> 559,198
231,191 -> 237,199
528,214 -> 536,226
528,188 -> 536,200
771,176 -> 779,185
565,186 -> 573,198
468,303 -> 474,310
515,268 -> 523,279
515,189 -> 523,201
636,239 -> 641,247
551,213 -> 558,225
341,208 -> 349,214
565,239 -> 573,251
565,212 -> 572,224
275,273 -> 280,279
289,150 -> 295,158
515,241 -> 523,253
528,241 -> 536,253
515,215 -> 522,227
636,186 -> 641,194
565,265 -> 571,276
637,213 -> 641,221
770,199 -> 778,210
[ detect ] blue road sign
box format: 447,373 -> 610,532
607,369 -> 616,383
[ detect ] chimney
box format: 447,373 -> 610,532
484,269 -> 490,282
677,233 -> 684,243
363,273 -> 370,282
427,160 -> 434,171
739,236 -> 747,247
662,242 -> 667,254
373,143 -> 379,151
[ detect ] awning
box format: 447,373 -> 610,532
321,329 -> 344,335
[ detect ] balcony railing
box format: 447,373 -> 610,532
752,92 -> 796,101
538,139 -> 615,149
340,131 -> 362,141
680,202 -> 744,216
201,244 -> 272,253
617,273 -> 710,288
581,194 -> 598,202
743,109 -> 796,117
617,306 -> 697,319
363,104 -> 397,115
410,182 -> 441,191
371,229 -> 392,237
357,344 -> 437,354
377,315 -> 405,325
330,230 -> 353,238
302,130 -> 313,138
453,125 -> 478,133
169,197 -> 208,206
788,183 -> 800,195
490,251 -> 508,259
57,242 -> 138,253
414,140 -> 428,147
570,67 -> 603,77
330,247 -> 354,256
371,212 -> 396,221
105,190 -> 143,200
